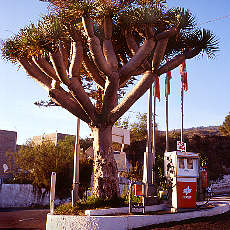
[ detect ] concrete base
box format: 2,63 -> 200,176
47,200 -> 230,230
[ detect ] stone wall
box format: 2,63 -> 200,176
32,132 -> 73,145
0,184 -> 50,208
210,174 -> 230,194
0,130 -> 17,179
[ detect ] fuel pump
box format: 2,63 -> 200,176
164,151 -> 199,210
199,166 -> 208,200
201,166 -> 208,189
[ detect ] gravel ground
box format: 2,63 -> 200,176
137,211 -> 230,230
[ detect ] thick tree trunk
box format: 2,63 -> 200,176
92,125 -> 120,199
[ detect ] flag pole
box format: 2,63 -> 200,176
165,74 -> 169,153
152,83 -> 156,190
143,84 -> 154,199
181,75 -> 184,143
72,117 -> 80,206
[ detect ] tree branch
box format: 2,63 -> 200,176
82,51 -> 105,88
152,38 -> 169,71
103,40 -> 118,70
120,28 -> 177,85
103,16 -> 118,70
185,48 -> 201,59
88,36 -> 112,76
109,71 -> 156,124
60,43 -> 69,70
104,16 -> 113,40
125,29 -> 151,70
69,77 -> 97,124
119,38 -> 155,78
49,87 -> 91,123
82,15 -> 112,77
19,57 -> 52,91
155,28 -> 177,40
49,46 -> 70,85
69,40 -> 83,78
125,29 -> 138,56
102,72 -> 119,119
157,48 -> 201,75
157,53 -> 185,75
32,55 -> 59,81
82,16 -> 94,38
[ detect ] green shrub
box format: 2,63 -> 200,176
55,195 -> 128,215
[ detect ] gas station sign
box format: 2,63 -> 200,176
177,141 -> 186,152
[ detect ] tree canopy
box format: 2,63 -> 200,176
2,1 -> 218,125
219,112 -> 230,136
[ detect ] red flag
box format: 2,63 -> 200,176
165,71 -> 172,97
180,61 -> 188,91
153,76 -> 160,101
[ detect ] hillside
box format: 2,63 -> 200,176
159,126 -> 221,137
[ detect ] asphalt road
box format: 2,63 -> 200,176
0,208 -> 49,230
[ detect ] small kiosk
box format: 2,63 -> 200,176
164,151 -> 199,210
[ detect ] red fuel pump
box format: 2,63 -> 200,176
201,167 -> 208,189
164,151 -> 199,210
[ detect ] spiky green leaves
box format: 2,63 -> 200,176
185,29 -> 219,58
50,0 -> 95,17
166,8 -> 196,31
118,6 -> 165,30
164,28 -> 218,59
2,14 -> 72,62
2,1 -> 219,65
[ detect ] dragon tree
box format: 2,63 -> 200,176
1,0 -> 218,199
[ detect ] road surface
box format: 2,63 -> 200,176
0,208 -> 49,229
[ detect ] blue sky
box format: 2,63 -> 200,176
0,0 -> 229,144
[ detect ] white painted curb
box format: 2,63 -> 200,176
46,202 -> 230,230
85,204 -> 167,216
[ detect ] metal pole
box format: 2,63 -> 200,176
72,117 -> 80,206
152,88 -> 156,192
181,75 -> 184,143
143,85 -> 154,198
50,172 -> 56,215
147,85 -> 153,172
165,74 -> 169,152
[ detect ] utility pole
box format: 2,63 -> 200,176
72,117 -> 80,206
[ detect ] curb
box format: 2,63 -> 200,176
85,204 -> 167,216
46,201 -> 230,230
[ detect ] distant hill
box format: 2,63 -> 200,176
160,126 -> 221,137
182,126 -> 221,137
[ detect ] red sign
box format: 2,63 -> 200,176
177,141 -> 186,152
134,184 -> 144,196
177,181 -> 197,208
